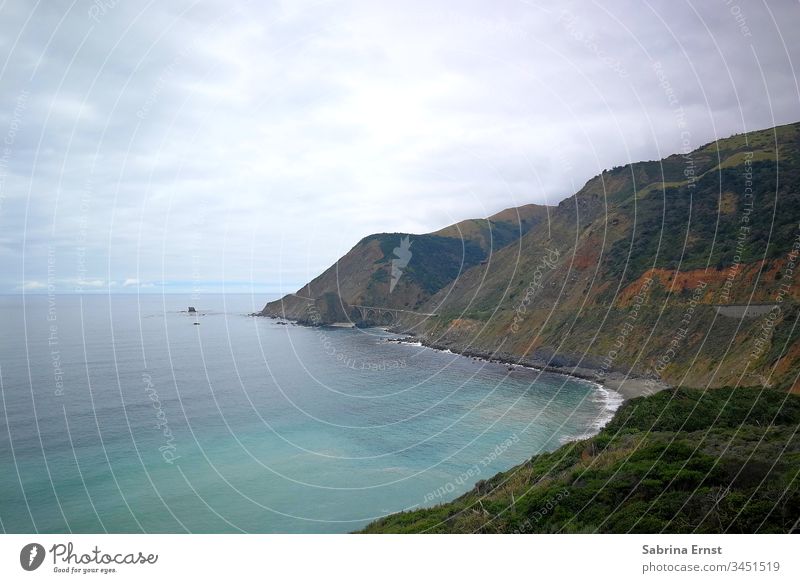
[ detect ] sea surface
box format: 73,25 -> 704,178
0,293 -> 621,533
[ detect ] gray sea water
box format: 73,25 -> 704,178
0,293 -> 621,533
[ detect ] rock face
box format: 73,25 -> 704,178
263,122 -> 800,391
188,306 -> 197,313
261,204 -> 548,325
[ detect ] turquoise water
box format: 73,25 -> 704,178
0,294 -> 619,533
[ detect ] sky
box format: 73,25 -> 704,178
0,0 -> 798,294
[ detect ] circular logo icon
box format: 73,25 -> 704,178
20,543 -> 46,571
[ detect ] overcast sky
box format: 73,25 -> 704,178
1,0 -> 798,294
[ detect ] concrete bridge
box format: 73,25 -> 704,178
288,294 -> 437,325
350,304 -> 438,325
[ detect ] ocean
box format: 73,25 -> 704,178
0,293 -> 621,533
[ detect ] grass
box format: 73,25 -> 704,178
360,387 -> 800,533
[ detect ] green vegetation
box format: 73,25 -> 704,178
361,388 -> 800,533
604,158 -> 800,286
602,122 -> 800,286
266,122 -> 800,388
367,233 -> 487,294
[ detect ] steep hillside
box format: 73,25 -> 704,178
263,121 -> 800,391
412,122 -> 800,391
361,388 -> 800,533
261,204 -> 548,325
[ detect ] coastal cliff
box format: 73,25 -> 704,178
264,122 -> 800,392
262,203 -> 548,325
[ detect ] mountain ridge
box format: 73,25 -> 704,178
263,121 -> 800,392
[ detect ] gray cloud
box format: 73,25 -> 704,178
1,0 -> 798,293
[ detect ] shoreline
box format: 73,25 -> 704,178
259,311 -> 670,523
383,334 -> 670,401
256,311 -> 671,401
256,310 -> 671,400
383,335 -> 628,443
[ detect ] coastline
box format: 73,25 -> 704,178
384,338 -> 632,443
255,311 -> 671,401
383,335 -> 670,401
383,336 -> 629,444
260,310 -> 671,523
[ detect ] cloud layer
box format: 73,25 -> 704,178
1,0 -> 798,293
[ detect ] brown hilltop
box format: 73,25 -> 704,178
264,122 -> 800,390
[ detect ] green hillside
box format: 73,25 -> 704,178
413,122 -> 800,391
262,121 -> 800,388
261,204 -> 548,325
361,388 -> 800,533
